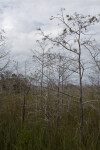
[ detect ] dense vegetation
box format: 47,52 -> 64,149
0,85 -> 100,150
0,10 -> 100,150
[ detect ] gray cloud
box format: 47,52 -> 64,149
0,0 -> 100,63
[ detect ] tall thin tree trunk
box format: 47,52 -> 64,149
97,78 -> 100,137
56,68 -> 60,127
40,64 -> 43,109
35,79 -> 38,123
40,49 -> 44,109
22,94 -> 26,123
57,86 -> 60,127
22,62 -> 27,123
98,94 -> 100,136
61,67 -> 64,113
78,32 -> 84,142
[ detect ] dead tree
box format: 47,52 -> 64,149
32,40 -> 53,122
38,9 -> 100,141
0,30 -> 10,93
88,46 -> 100,136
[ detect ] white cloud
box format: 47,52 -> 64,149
0,0 -> 100,63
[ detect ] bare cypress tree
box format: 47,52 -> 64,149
32,40 -> 46,109
0,30 -> 10,93
32,40 -> 53,121
88,46 -> 100,136
38,9 -> 100,141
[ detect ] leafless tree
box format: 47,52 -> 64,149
38,9 -> 100,141
0,30 -> 10,93
88,45 -> 100,136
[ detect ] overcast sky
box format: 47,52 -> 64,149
0,0 -> 100,63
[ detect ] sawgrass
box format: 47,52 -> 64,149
0,92 -> 100,150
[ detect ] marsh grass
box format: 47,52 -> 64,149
0,93 -> 100,150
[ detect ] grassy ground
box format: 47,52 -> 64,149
0,92 -> 100,150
